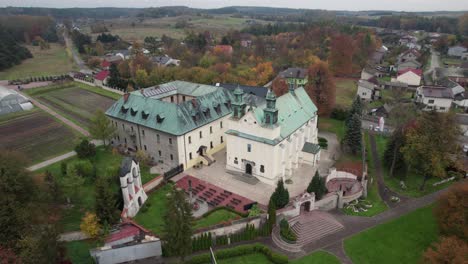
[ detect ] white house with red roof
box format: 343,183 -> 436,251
90,220 -> 162,264
396,68 -> 422,87
94,70 -> 110,86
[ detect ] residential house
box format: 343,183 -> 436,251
397,59 -> 422,72
415,85 -> 453,112
357,79 -> 380,101
225,87 -> 320,185
455,114 -> 468,136
114,49 -> 131,60
396,68 -> 422,87
277,67 -> 308,89
240,33 -> 253,48
370,45 -> 388,65
448,45 -> 467,58
151,55 -> 180,67
361,67 -> 385,80
382,81 -> 409,91
433,67 -> 468,87
90,220 -> 162,264
94,70 -> 109,86
397,49 -> 421,64
101,55 -> 122,70
368,103 -> 394,118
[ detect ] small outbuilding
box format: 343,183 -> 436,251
0,86 -> 33,115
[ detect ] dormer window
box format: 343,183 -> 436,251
203,108 -> 211,119
121,105 -> 129,113
130,107 -> 138,116
156,114 -> 165,123
142,110 -> 149,119
224,100 -> 231,109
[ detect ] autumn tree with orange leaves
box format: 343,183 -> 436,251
272,77 -> 289,97
328,34 -> 355,77
306,60 -> 336,116
423,236 -> 468,264
434,181 -> 468,240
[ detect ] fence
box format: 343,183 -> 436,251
164,164 -> 184,181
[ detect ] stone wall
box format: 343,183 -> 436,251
90,240 -> 162,264
193,215 -> 266,238
143,175 -> 164,192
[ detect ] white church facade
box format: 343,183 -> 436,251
119,157 -> 148,217
225,87 -> 320,185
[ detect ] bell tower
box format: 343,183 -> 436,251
263,89 -> 278,125
232,85 -> 246,119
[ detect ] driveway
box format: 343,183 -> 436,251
424,49 -> 440,85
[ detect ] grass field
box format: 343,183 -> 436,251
25,82 -> 116,128
343,133 -> 387,216
194,209 -> 242,230
205,250 -> 340,264
86,15 -> 266,42
0,108 -> 80,165
374,135 -> 455,197
344,205 -> 438,264
135,184 -> 242,233
318,117 -> 346,141
65,240 -> 98,264
36,147 -> 156,231
0,44 -> 75,80
335,78 -> 358,109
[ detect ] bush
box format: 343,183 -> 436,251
279,219 -> 297,243
61,161 -> 68,176
331,108 -> 349,120
75,139 -> 96,159
318,137 -> 328,149
186,243 -> 288,264
74,160 -> 96,179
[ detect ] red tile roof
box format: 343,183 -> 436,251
101,60 -> 111,68
95,70 -> 109,81
398,68 -> 422,77
106,224 -> 140,243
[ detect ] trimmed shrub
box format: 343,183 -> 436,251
75,139 -> 96,159
75,160 -> 95,179
279,219 -> 297,243
186,243 -> 288,264
318,137 -> 328,149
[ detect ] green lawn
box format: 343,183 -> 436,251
442,56 -> 462,67
65,240 -> 98,264
36,147 -> 157,231
218,253 -> 271,264
0,44 -> 75,80
343,133 -> 387,216
134,183 -> 172,234
194,209 -> 241,230
374,135 -> 455,197
344,205 -> 438,264
291,251 -> 341,264
335,78 -> 357,109
318,118 -> 346,141
136,184 -> 242,234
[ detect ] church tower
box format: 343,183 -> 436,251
232,85 -> 246,119
263,88 -> 278,125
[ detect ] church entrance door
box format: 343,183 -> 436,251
245,163 -> 252,175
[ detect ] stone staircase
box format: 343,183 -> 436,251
200,154 -> 215,166
291,211 -> 344,247
272,211 -> 344,252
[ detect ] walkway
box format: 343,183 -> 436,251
368,133 -> 407,207
58,231 -> 88,242
423,49 -> 440,85
63,31 -> 91,73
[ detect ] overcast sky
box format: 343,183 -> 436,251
1,0 -> 467,12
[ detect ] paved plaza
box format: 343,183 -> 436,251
174,132 -> 340,206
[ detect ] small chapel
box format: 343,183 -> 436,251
119,157 -> 148,217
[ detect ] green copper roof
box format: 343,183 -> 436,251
225,129 -> 278,145
302,142 -> 321,154
253,87 -> 317,140
105,81 -> 234,136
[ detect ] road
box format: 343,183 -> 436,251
63,32 -> 92,74
424,49 -> 440,85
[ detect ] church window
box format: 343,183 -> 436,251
188,136 -> 192,144
157,134 -> 160,143
210,141 -> 213,149
220,121 -> 223,128
199,131 -> 203,138
234,157 -> 238,164
189,152 -> 193,160
169,138 -> 172,144
158,150 -> 162,156
142,129 -> 145,136
220,136 -> 224,143
260,165 -> 265,173
170,154 -> 173,161
144,145 -> 147,151
247,144 -> 252,152
124,138 -> 127,144
266,115 -> 271,124
210,126 -> 213,134
132,168 -> 137,177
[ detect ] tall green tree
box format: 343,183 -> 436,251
89,109 -> 115,145
19,224 -> 62,264
267,198 -> 276,232
401,112 -> 460,190
162,186 -> 194,261
0,151 -> 35,249
61,164 -> 85,204
95,176 -> 120,225
344,114 -> 362,155
270,179 -> 289,209
307,171 -> 327,199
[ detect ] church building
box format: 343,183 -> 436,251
225,87 -> 320,185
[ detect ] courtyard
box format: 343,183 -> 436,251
177,132 -> 339,206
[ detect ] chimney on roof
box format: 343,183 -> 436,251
123,93 -> 130,103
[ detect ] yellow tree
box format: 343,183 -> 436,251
80,212 -> 101,238
253,61 -> 274,86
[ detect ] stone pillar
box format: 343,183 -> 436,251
337,191 -> 344,209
